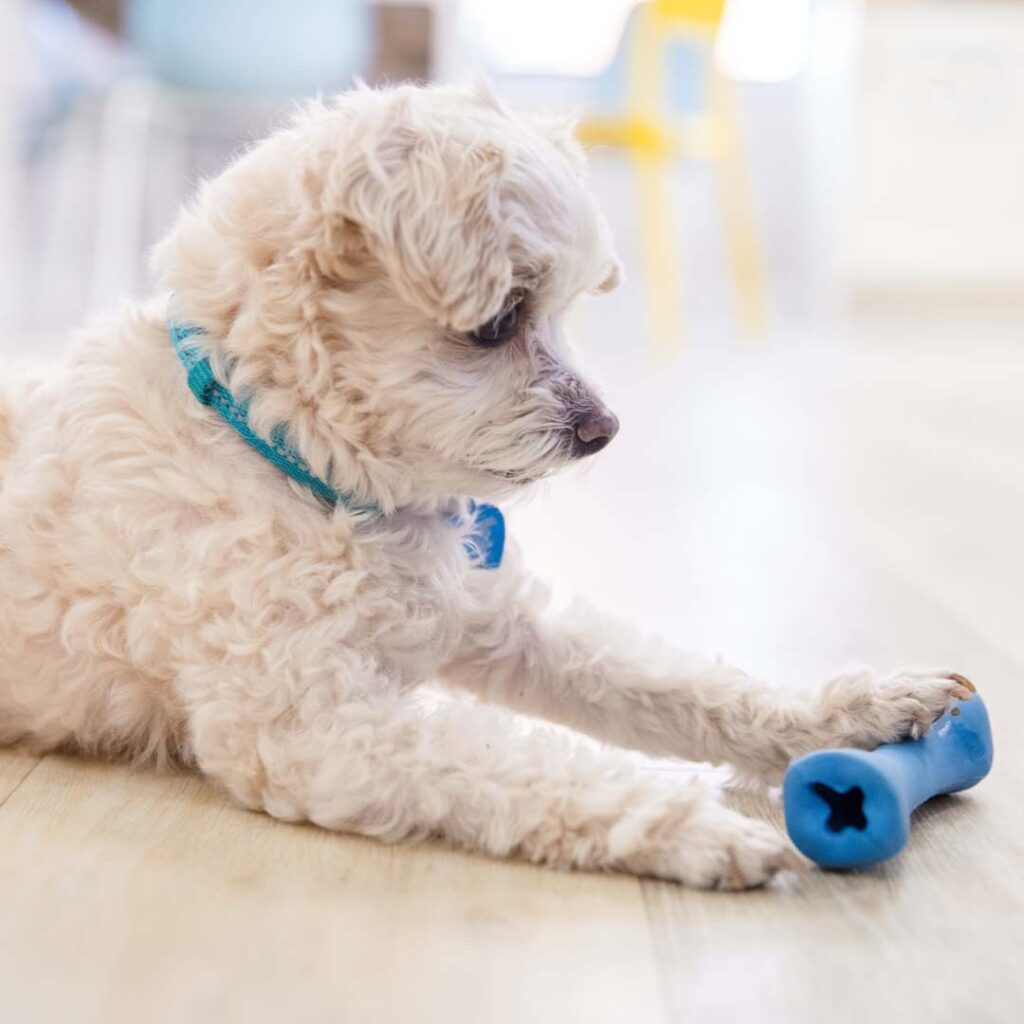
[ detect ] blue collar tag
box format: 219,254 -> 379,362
169,316 -> 503,569
465,502 -> 505,570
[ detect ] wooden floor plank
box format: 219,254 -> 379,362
0,755 -> 666,1024
0,749 -> 41,806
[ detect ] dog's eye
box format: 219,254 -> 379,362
469,293 -> 523,348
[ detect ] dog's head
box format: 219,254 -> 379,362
154,83 -> 623,511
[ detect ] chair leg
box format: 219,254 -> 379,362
629,5 -> 685,350
710,71 -> 769,337
38,96 -> 97,332
91,76 -> 156,314
636,151 -> 685,351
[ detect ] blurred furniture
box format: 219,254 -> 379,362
578,0 -> 768,344
0,0 -> 19,326
372,4 -> 433,83
88,0 -> 373,312
67,0 -> 120,33
126,0 -> 370,95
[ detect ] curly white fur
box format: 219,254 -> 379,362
0,83 -> 970,889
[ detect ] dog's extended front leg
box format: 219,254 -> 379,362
186,682 -> 795,890
440,570 -> 972,784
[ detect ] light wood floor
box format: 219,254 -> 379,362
2,314 -> 1023,1023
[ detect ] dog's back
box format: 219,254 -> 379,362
0,394 -> 10,474
0,369 -> 41,486
0,380 -> 18,485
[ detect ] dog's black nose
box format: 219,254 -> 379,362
571,408 -> 620,458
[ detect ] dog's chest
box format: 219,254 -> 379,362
340,518 -> 482,688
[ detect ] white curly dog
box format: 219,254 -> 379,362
0,84 -> 970,889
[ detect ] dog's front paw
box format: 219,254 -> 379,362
820,668 -> 974,749
610,798 -> 802,891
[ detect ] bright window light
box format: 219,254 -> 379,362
461,0 -> 810,83
461,0 -> 636,77
715,0 -> 810,83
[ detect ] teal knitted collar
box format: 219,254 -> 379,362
168,318 -> 505,569
169,319 -> 376,513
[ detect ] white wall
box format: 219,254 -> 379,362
850,2 -> 1024,298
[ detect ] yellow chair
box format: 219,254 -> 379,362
578,0 -> 769,345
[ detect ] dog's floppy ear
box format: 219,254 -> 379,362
152,91 -> 515,338
330,114 -> 514,333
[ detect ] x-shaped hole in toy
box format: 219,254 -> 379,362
810,782 -> 868,833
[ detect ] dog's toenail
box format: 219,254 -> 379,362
950,673 -> 976,693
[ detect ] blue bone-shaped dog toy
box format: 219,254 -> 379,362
783,682 -> 993,868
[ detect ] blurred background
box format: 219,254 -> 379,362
3,9 -> 1023,1014
5,0 -> 1023,344
2,0 -> 1023,683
